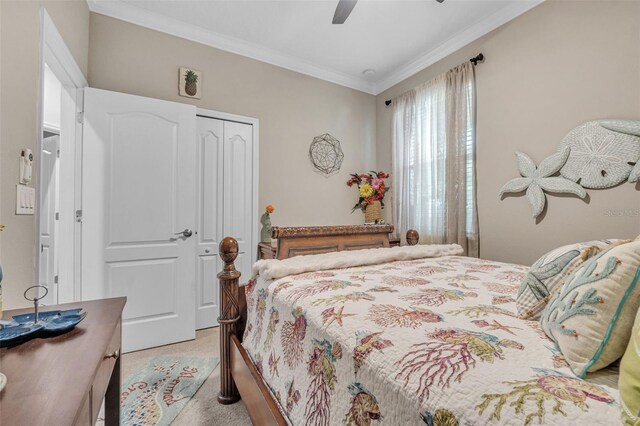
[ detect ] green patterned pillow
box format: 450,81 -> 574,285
517,240 -> 620,320
541,240 -> 640,377
620,308 -> 640,425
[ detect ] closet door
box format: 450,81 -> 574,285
223,121 -> 253,282
195,116 -> 223,329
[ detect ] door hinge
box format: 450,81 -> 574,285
57,149 -> 60,158
54,275 -> 59,285
75,209 -> 83,223
55,212 -> 60,220
76,112 -> 84,124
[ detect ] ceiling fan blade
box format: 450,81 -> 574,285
332,0 -> 358,24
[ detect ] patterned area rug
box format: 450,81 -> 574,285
99,355 -> 219,426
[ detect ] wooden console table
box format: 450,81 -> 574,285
0,297 -> 126,426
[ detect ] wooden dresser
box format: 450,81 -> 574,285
0,297 -> 126,426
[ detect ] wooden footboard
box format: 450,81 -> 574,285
217,227 -> 419,425
231,335 -> 287,425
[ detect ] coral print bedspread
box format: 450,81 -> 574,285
242,253 -> 620,425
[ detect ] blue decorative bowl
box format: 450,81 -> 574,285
0,308 -> 87,347
12,308 -> 82,324
43,312 -> 87,332
0,324 -> 44,341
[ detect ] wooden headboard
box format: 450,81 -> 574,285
271,224 -> 395,260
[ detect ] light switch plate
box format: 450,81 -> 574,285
16,184 -> 35,215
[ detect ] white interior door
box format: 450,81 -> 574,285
39,135 -> 59,305
82,88 -> 197,352
223,121 -> 254,281
195,116 -> 223,329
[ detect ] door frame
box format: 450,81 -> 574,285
196,108 -> 259,270
37,8 -> 88,302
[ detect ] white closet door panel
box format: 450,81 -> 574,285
195,116 -> 223,329
82,88 -> 196,352
223,121 -> 253,281
39,135 -> 59,305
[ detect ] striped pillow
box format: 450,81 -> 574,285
516,240 -> 620,320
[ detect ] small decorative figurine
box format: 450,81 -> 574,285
261,205 -> 275,243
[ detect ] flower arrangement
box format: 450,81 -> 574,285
347,171 -> 390,212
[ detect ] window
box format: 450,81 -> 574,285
392,63 -> 478,256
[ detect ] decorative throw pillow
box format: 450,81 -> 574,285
541,239 -> 640,377
517,239 -> 620,320
619,308 -> 640,425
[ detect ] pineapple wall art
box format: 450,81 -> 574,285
179,67 -> 202,99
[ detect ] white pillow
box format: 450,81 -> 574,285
516,240 -> 621,320
541,240 -> 640,377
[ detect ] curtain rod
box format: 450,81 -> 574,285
384,53 -> 484,107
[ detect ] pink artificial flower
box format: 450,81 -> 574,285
371,178 -> 384,190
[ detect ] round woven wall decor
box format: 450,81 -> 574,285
309,133 -> 344,176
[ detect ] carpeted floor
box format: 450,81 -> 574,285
122,327 -> 252,425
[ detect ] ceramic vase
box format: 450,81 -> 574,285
260,213 -> 272,243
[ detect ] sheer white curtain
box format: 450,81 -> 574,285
392,62 -> 478,256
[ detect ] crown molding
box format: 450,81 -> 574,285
87,0 -> 377,94
87,0 -> 543,96
373,0 -> 544,94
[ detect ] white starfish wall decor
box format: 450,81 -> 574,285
499,147 -> 587,219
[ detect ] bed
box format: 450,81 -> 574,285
216,226 -> 620,425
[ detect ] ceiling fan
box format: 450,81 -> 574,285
332,0 -> 445,25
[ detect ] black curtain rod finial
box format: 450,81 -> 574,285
384,53 -> 484,107
470,53 -> 484,66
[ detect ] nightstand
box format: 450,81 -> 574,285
257,242 -> 277,259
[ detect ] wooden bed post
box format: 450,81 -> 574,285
217,237 -> 241,405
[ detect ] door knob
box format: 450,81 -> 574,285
174,229 -> 193,238
104,349 -> 120,359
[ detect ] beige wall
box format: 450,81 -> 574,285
88,13 -> 376,232
0,0 -> 90,309
2,0 -> 638,308
377,0 -> 640,266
